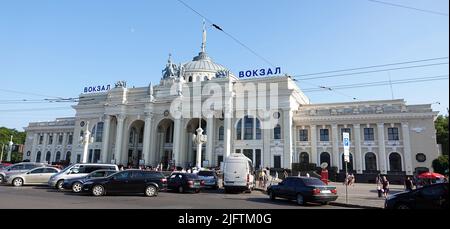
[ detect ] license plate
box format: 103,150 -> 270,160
194,182 -> 200,186
321,190 -> 331,194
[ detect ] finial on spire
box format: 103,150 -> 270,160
201,19 -> 206,53
168,53 -> 172,63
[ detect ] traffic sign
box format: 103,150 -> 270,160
343,132 -> 350,162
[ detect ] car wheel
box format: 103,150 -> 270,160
0,175 -> 4,183
296,194 -> 304,206
178,186 -> 184,193
269,191 -> 276,200
195,189 -> 200,193
72,182 -> 83,193
13,178 -> 24,187
56,180 -> 64,190
145,185 -> 158,197
396,203 -> 411,209
92,185 -> 105,196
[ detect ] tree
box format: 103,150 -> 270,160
0,127 -> 26,162
432,155 -> 449,175
435,115 -> 449,155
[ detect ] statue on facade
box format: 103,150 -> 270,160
148,82 -> 155,101
177,63 -> 185,79
162,54 -> 178,79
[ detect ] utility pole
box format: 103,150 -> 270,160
7,135 -> 13,162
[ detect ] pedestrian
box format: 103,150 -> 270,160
283,170 -> 289,179
376,174 -> 382,198
258,170 -> 264,188
404,176 -> 413,192
306,173 -> 310,178
263,169 -> 268,188
382,176 -> 390,199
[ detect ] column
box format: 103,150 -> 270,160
377,123 -> 387,174
51,133 -> 58,162
159,132 -> 164,164
331,124 -> 340,170
142,114 -> 153,166
114,115 -> 125,164
148,119 -> 157,166
172,118 -> 182,166
206,117 -> 214,167
223,80 -> 233,158
354,124 -> 363,174
101,115 -> 111,163
263,128 -> 271,169
283,110 -> 293,169
31,133 -> 39,162
310,125 -> 318,165
402,122 -> 413,175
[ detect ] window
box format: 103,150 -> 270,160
416,153 -> 426,163
255,149 -> 261,170
26,151 -> 31,157
217,156 -> 223,166
274,125 -> 281,139
244,116 -> 254,140
31,168 -> 45,174
138,128 -> 144,144
364,128 -> 374,141
365,152 -> 377,171
389,153 -> 402,172
129,127 -> 136,144
236,120 -> 242,140
39,135 -> 43,145
94,122 -> 104,142
44,168 -> 59,173
65,151 -> 71,163
218,126 -> 224,140
299,129 -> 308,141
320,152 -> 331,166
255,119 -> 261,140
274,156 -> 281,169
341,128 -> 351,141
165,125 -> 174,143
300,152 -> 309,164
388,127 -> 399,141
55,152 -> 61,162
114,171 -> 130,180
76,154 -> 81,163
320,129 -> 329,141
48,135 -> 53,145
68,134 -> 73,144
36,151 -> 41,162
58,134 -> 63,145
45,151 -> 51,163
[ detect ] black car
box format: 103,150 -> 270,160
167,172 -> 205,193
385,182 -> 449,209
62,169 -> 118,193
82,170 -> 167,197
267,177 -> 338,205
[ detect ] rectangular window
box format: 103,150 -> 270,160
95,122 -> 104,142
48,135 -> 53,145
274,155 -> 281,169
299,129 -> 308,141
39,135 -> 43,145
76,154 -> 81,163
235,149 -> 241,154
341,128 -> 351,141
244,117 -> 253,140
94,149 -> 101,163
255,149 -> 261,170
217,155 -> 224,167
236,120 -> 242,140
320,129 -> 329,142
68,134 -> 73,145
364,128 -> 374,141
218,127 -> 224,141
388,127 -> 399,140
58,134 -> 63,145
255,120 -> 261,140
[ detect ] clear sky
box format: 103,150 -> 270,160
0,0 -> 448,131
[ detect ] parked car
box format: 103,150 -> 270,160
62,169 -> 118,193
385,182 -> 449,209
5,167 -> 60,186
81,170 -> 167,197
267,177 -> 338,205
0,162 -> 48,183
222,153 -> 255,193
197,170 -> 219,189
167,172 -> 205,193
0,163 -> 12,170
48,163 -> 119,190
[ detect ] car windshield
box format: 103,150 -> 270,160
197,171 -> 215,177
302,178 -> 326,186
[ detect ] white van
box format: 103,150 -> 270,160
222,153 -> 255,193
48,163 -> 119,189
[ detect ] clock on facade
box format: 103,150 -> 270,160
164,110 -> 170,117
80,121 -> 85,127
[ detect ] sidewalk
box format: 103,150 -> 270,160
254,180 -> 405,209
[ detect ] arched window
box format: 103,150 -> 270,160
244,116 -> 254,140
320,152 -> 331,167
236,120 -> 242,140
55,151 -> 61,162
389,152 -> 402,172
129,127 -> 136,144
188,76 -> 193,82
165,124 -> 174,143
274,124 -> 281,139
342,153 -> 354,171
218,126 -> 224,140
45,151 -> 51,163
138,128 -> 144,144
36,151 -> 41,162
365,152 -> 377,171
300,152 -> 309,164
65,151 -> 71,163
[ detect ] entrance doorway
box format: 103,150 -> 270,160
238,149 -> 262,169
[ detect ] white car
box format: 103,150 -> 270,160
222,153 -> 255,193
6,167 -> 60,187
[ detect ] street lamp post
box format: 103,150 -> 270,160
0,143 -> 5,162
193,118 -> 207,169
79,121 -> 93,163
7,135 -> 13,162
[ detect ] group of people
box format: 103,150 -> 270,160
376,174 -> 390,198
344,173 -> 355,186
257,168 -> 271,189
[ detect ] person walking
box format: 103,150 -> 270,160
376,174 -> 383,198
382,176 -> 390,199
404,176 -> 414,192
283,170 -> 289,179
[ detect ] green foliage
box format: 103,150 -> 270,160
0,127 -> 26,163
432,155 -> 449,175
435,115 -> 449,155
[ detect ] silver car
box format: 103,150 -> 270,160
5,167 -> 60,187
0,162 -> 48,183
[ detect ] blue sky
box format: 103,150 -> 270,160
0,0 -> 448,131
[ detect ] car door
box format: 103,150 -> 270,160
25,168 -> 46,184
276,180 -> 288,198
109,171 -> 131,193
284,179 -> 297,199
416,185 -> 447,209
40,168 -> 59,183
129,171 -> 145,193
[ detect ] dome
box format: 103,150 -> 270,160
183,52 -> 229,73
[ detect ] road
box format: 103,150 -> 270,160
0,184 -> 348,209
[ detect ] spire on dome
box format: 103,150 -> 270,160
201,19 -> 206,53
